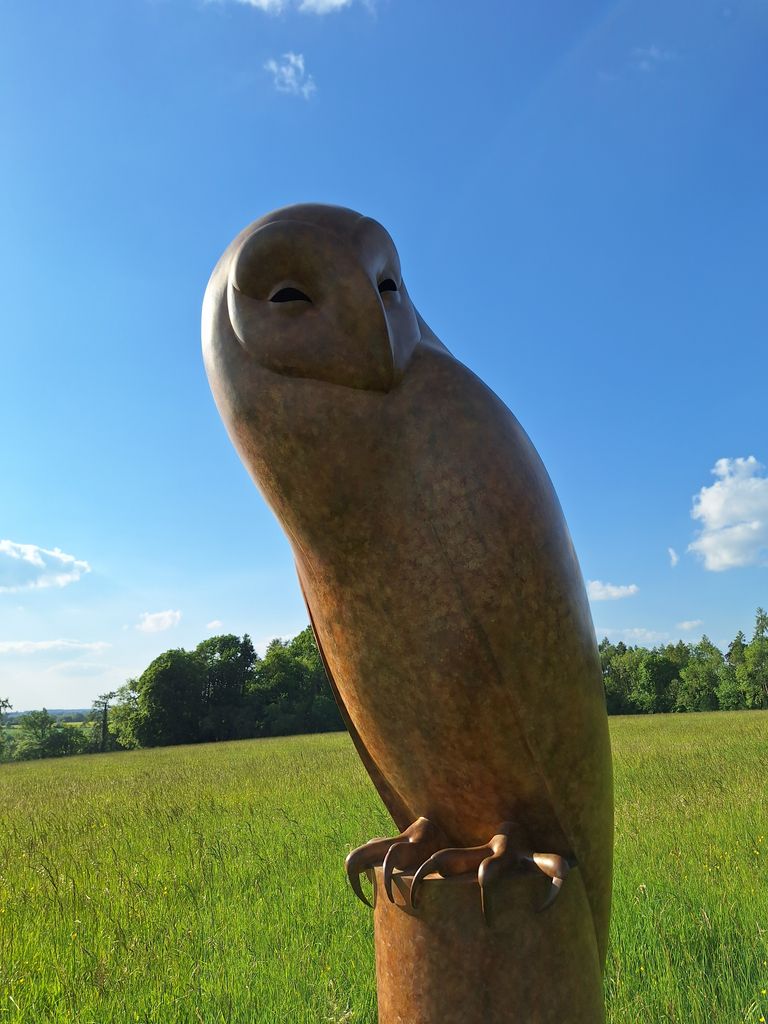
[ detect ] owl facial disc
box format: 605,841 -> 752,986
224,206 -> 422,392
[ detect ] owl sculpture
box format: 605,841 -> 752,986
202,204 -> 613,965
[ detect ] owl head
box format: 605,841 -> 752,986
203,204 -> 424,393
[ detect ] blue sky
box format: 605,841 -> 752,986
1,0 -> 767,710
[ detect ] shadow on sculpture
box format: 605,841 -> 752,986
203,203 -> 613,1023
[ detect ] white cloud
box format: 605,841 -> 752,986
688,456 -> 768,571
0,639 -> 110,655
45,661 -> 112,677
631,44 -> 675,72
668,547 -> 679,567
206,619 -> 224,631
676,619 -> 703,631
253,632 -> 300,656
598,627 -> 670,645
226,0 -> 357,11
298,0 -> 353,10
231,0 -> 284,9
264,52 -> 316,98
136,610 -> 182,634
0,540 -> 91,593
587,580 -> 639,601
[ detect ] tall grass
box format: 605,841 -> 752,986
0,712 -> 766,1023
607,713 -> 767,1023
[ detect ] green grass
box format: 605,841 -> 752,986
0,712 -> 766,1023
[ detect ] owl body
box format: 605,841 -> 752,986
203,204 -> 612,962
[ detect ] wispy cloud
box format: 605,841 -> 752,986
631,44 -> 675,72
265,52 -> 316,98
599,42 -> 676,83
206,619 -> 223,631
598,627 -> 669,645
229,0 -> 283,9
136,610 -> 182,633
253,632 -> 301,656
225,0 -> 359,12
0,639 -> 110,655
688,456 -> 768,571
587,580 -> 639,601
298,0 -> 355,10
45,660 -> 113,677
0,540 -> 91,593
677,619 -> 703,631
668,547 -> 679,567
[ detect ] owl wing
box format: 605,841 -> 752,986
296,564 -> 413,830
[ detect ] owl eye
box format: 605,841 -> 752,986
378,279 -> 398,293
270,287 -> 312,303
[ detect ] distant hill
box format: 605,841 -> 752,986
5,708 -> 91,721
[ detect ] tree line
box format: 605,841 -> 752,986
0,628 -> 341,762
2,608 -> 767,762
601,607 -> 768,714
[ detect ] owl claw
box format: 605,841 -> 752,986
382,839 -> 433,902
539,875 -> 565,911
410,843 -> 491,910
478,838 -> 517,924
348,865 -> 374,908
347,820 -> 575,918
345,837 -> 391,907
532,852 -> 573,912
409,823 -> 575,925
345,816 -> 444,908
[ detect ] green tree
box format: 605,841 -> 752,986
0,698 -> 12,761
633,651 -> 680,714
195,634 -> 259,741
252,628 -> 341,736
726,630 -> 748,668
288,627 -> 342,732
676,636 -> 722,712
108,681 -> 142,749
88,691 -> 118,753
613,646 -> 648,715
599,639 -> 633,714
737,608 -> 768,709
716,664 -> 746,710
716,631 -> 748,710
661,640 -> 691,674
15,709 -> 58,759
134,651 -> 205,747
255,638 -> 316,735
14,709 -> 87,760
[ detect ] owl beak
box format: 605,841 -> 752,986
379,291 -> 421,391
383,321 -> 416,392
360,291 -> 400,393
389,335 -> 411,389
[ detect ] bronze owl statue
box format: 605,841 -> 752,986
202,203 -> 613,966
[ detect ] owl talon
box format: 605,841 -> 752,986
383,839 -> 433,902
345,837 -> 391,907
409,823 -> 575,925
345,816 -> 445,908
348,865 -> 374,908
478,837 -> 517,924
532,852 -> 573,912
410,843 -> 492,910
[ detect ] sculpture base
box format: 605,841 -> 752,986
371,865 -> 605,1024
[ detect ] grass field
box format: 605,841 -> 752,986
0,711 -> 766,1023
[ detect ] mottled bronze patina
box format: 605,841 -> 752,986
373,866 -> 605,1024
202,203 -> 613,1021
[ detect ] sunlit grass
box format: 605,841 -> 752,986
607,713 -> 768,1023
0,712 -> 766,1023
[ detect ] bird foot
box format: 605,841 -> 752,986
345,816 -> 447,907
409,822 -> 575,924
